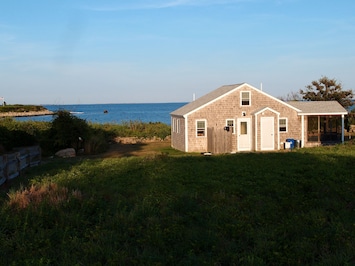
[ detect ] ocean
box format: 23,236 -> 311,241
15,102 -> 187,125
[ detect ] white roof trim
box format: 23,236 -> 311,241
183,83 -> 301,118
297,112 -> 348,116
246,84 -> 302,112
253,106 -> 280,116
183,84 -> 244,118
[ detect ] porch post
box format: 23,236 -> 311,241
341,114 -> 345,143
318,116 -> 321,142
254,114 -> 258,151
277,113 -> 280,150
184,115 -> 189,152
301,115 -> 305,147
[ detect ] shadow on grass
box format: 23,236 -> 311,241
87,142 -> 149,159
1,145 -> 354,265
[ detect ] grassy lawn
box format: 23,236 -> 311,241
0,143 -> 354,265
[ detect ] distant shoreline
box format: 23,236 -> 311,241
0,110 -> 54,117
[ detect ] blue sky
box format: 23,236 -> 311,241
1,0 -> 354,104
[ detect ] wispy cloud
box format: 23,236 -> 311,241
83,0 -> 248,11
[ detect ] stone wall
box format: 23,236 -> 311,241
0,146 -> 41,186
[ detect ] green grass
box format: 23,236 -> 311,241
0,104 -> 48,113
0,144 -> 354,265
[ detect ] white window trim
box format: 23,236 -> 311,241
196,119 -> 207,137
172,118 -> 176,133
172,118 -> 181,133
226,119 -> 235,134
176,119 -> 180,133
279,117 -> 288,133
240,91 -> 251,106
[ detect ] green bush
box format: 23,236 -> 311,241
0,118 -> 50,153
0,115 -> 171,155
49,110 -> 91,152
0,126 -> 12,151
0,128 -> 36,152
84,132 -> 110,154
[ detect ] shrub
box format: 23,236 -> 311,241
49,110 -> 91,151
0,115 -> 171,155
0,126 -> 12,151
84,132 -> 109,155
0,118 -> 51,152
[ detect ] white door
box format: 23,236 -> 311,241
261,117 -> 274,150
237,118 -> 251,151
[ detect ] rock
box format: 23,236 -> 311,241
55,148 -> 76,158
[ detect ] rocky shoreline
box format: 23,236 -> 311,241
0,110 -> 54,117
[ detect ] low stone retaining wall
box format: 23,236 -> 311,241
0,146 -> 41,186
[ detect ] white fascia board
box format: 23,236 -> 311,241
246,84 -> 302,112
297,112 -> 348,116
183,84 -> 245,117
253,106 -> 280,116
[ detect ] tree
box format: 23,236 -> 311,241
279,91 -> 302,102
300,76 -> 354,109
50,110 -> 90,151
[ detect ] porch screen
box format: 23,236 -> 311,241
307,116 -> 342,142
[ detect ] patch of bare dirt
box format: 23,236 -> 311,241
90,137 -> 171,159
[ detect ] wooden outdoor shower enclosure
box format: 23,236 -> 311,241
207,127 -> 232,154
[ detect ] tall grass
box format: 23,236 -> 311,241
0,117 -> 170,155
0,144 -> 354,265
92,120 -> 171,139
7,183 -> 82,210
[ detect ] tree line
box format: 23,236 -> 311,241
281,76 -> 354,110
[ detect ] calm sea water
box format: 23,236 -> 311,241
15,103 -> 187,125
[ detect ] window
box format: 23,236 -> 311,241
196,120 -> 206,137
172,118 -> 181,133
241,91 -> 250,106
226,119 -> 235,133
279,118 -> 287,132
240,121 -> 248,134
176,119 -> 180,133
172,118 -> 176,132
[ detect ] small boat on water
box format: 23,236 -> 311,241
70,111 -> 84,114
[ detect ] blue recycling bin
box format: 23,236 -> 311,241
286,138 -> 295,149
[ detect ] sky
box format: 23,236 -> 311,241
0,0 -> 354,105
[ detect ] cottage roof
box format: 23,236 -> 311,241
170,83 -> 244,116
171,82 -> 301,117
287,101 -> 348,115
